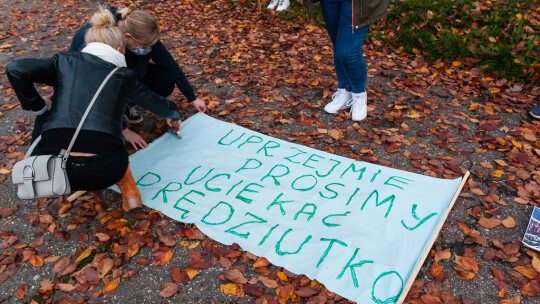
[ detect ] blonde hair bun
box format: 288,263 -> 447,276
91,9 -> 116,27
118,7 -> 133,20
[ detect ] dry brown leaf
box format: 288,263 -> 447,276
478,217 -> 501,229
160,283 -> 179,298
532,256 -> 540,274
97,258 -> 114,278
171,267 -> 189,284
259,275 -> 278,288
502,217 -> 516,228
328,129 -> 342,140
38,279 -> 53,294
57,283 -> 76,292
223,269 -> 248,284
53,256 -> 71,273
14,284 -> 28,299
435,249 -> 451,262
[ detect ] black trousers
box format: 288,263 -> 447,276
142,63 -> 175,98
66,149 -> 128,191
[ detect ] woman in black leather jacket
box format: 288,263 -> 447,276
6,11 -> 181,209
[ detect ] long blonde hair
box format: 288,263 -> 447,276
85,9 -> 126,49
117,8 -> 160,47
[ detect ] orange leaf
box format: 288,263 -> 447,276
220,283 -> 244,298
102,277 -> 120,295
30,255 -> 44,267
499,295 -> 520,304
431,261 -> 445,281
186,268 -> 200,280
253,257 -> 270,267
520,281 -> 540,297
514,266 -> 538,279
155,249 -> 174,266
456,222 -> 471,236
277,271 -> 289,282
458,256 -> 479,273
75,246 -> 96,263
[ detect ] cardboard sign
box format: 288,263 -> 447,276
121,113 -> 465,303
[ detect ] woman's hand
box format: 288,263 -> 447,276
192,97 -> 206,112
166,118 -> 182,134
123,128 -> 148,151
43,92 -> 53,110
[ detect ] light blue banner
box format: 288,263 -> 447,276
124,113 -> 462,303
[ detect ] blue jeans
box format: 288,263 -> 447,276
321,0 -> 369,94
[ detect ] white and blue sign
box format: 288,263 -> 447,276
120,113 -> 462,303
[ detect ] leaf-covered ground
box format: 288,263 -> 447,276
0,0 -> 539,303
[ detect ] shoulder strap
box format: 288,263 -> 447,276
62,67 -> 119,161
24,135 -> 42,158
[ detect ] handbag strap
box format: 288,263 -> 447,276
62,67 -> 119,161
24,135 -> 42,159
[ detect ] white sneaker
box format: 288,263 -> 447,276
324,89 -> 352,114
267,0 -> 279,9
350,92 -> 367,121
276,0 -> 290,11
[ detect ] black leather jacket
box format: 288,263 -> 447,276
6,51 -> 182,141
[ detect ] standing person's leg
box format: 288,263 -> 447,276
334,1 -> 370,121
321,0 -> 353,114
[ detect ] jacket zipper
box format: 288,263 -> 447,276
351,0 -> 363,33
351,0 -> 355,33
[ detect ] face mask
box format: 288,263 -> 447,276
128,47 -> 152,56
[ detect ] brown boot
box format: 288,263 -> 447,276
116,163 -> 143,211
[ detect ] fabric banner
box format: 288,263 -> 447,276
121,113 -> 462,303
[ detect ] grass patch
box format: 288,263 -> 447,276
374,0 -> 539,83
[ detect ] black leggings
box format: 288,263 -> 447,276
142,63 -> 175,98
66,149 -> 128,191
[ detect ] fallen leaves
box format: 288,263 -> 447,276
478,217 -> 502,229
220,282 -> 244,298
159,282 -> 179,298
14,284 -> 28,299
102,277 -> 120,295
